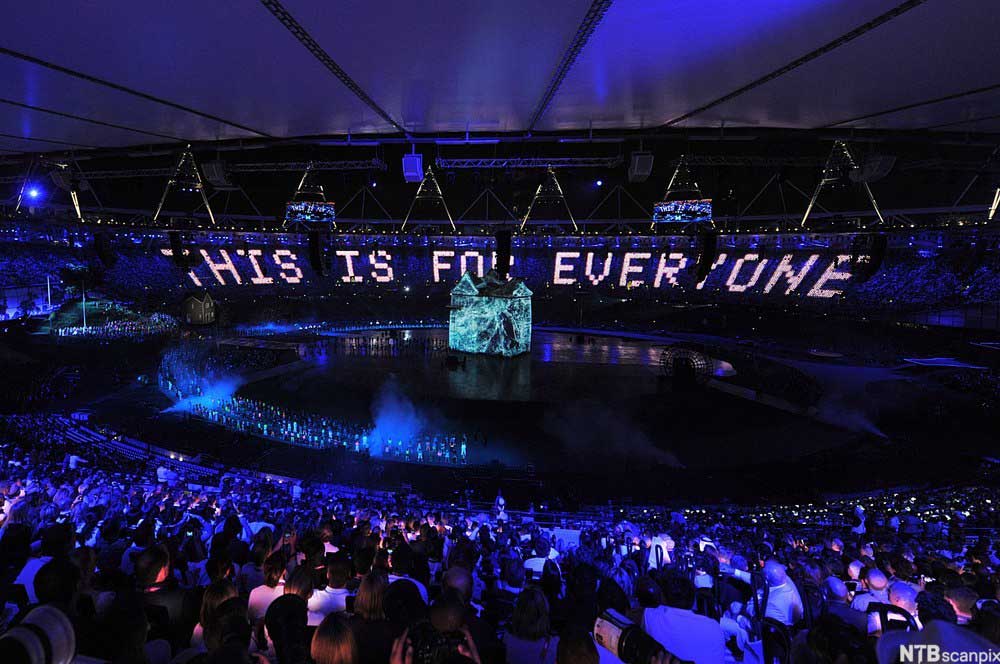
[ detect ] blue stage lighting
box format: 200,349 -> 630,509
596,179 -> 603,187
27,187 -> 40,199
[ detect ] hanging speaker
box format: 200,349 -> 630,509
402,153 -> 423,183
693,231 -> 718,283
850,233 -> 887,283
168,231 -> 190,268
628,152 -> 654,183
495,229 -> 512,280
308,231 -> 328,276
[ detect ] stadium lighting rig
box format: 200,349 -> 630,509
435,156 -> 622,170
12,158 -> 59,213
10,156 -> 88,220
650,155 -> 711,230
153,145 -> 216,225
401,166 -> 454,232
50,163 -> 83,221
282,162 -> 336,232
801,141 -> 884,228
520,167 -> 577,232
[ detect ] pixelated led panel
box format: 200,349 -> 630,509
449,294 -> 531,356
448,274 -> 532,357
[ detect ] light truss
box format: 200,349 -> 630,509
520,168 -> 576,231
229,159 -> 386,173
283,162 -> 335,231
153,146 -> 216,225
0,158 -> 388,183
401,166 -> 454,231
670,155 -> 823,168
436,156 -> 621,169
17,200 -> 992,234
801,141 -> 884,228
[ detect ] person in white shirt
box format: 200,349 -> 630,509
719,601 -> 752,656
645,534 -> 674,570
248,551 -> 287,636
14,524 -> 74,604
730,559 -> 804,627
308,557 -> 351,626
761,561 -> 804,626
524,538 -> 560,581
319,520 -> 340,555
13,556 -> 52,605
851,568 -> 889,613
641,570 -> 725,664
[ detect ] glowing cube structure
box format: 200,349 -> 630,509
448,271 -> 532,356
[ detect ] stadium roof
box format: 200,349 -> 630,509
1,0 -> 999,153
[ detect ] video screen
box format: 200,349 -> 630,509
284,201 -> 336,224
652,199 -> 712,223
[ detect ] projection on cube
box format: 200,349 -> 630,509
448,271 -> 532,357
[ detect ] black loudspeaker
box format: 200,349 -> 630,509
495,229 -> 512,280
850,233 -> 887,283
168,231 -> 190,268
94,232 -> 117,268
692,231 -> 718,283
308,231 -> 327,276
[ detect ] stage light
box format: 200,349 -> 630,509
596,179 -> 603,187
28,187 -> 40,199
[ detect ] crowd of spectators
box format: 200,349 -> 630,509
56,313 -> 178,341
188,396 -> 468,466
0,363 -> 80,412
930,370 -> 1000,415
190,396 -> 371,453
159,340 -> 469,466
0,242 -> 83,289
158,343 -> 288,402
0,412 -> 997,664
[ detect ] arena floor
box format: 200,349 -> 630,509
181,328 -> 858,470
